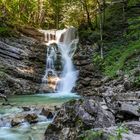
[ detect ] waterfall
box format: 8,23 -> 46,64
57,28 -> 78,93
40,27 -> 78,93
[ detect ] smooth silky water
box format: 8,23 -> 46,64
0,93 -> 79,140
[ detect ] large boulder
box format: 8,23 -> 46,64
44,98 -> 115,140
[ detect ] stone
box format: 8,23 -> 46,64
120,103 -> 140,117
11,118 -> 23,127
126,121 -> 140,134
22,106 -> 31,111
124,80 -> 131,91
24,113 -> 38,124
116,102 -> 140,122
44,99 -> 115,140
40,108 -> 54,119
90,80 -> 102,87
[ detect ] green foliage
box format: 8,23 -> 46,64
103,40 -> 140,77
0,27 -> 14,37
61,1 -> 84,27
102,0 -> 140,78
125,16 -> 140,41
78,130 -> 104,140
115,124 -> 129,140
128,0 -> 140,6
109,124 -> 128,140
133,75 -> 140,88
0,0 -> 99,29
93,53 -> 104,70
78,124 -> 128,140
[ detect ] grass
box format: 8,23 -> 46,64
101,10 -> 140,77
103,40 -> 140,77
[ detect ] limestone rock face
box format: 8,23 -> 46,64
44,99 -> 115,140
0,35 -> 46,95
74,44 -> 102,96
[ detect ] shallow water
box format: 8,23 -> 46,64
5,93 -> 79,107
0,93 -> 79,140
0,121 -> 51,140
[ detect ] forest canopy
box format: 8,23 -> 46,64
0,0 -> 107,29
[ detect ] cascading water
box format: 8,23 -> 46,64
42,44 -> 58,91
57,28 -> 79,93
40,27 -> 79,94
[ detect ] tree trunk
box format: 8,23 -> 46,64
97,0 -> 104,59
80,0 -> 93,29
99,12 -> 104,59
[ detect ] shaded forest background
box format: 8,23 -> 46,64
0,0 -> 106,29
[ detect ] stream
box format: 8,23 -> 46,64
0,27 -> 80,140
0,93 -> 79,140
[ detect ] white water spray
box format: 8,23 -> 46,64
57,28 -> 78,92
40,27 -> 78,93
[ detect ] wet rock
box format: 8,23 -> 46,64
2,102 -> 11,106
44,98 -> 115,140
24,113 -> 38,124
40,84 -> 55,93
0,119 -> 5,127
11,118 -> 23,127
22,106 -> 31,111
40,108 -> 54,119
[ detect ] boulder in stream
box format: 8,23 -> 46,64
40,108 -> 54,119
24,113 -> 38,124
44,98 -> 115,140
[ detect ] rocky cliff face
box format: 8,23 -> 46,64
0,34 -> 46,95
74,44 -> 102,96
